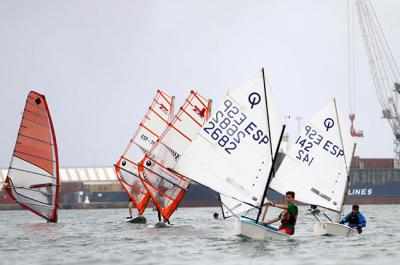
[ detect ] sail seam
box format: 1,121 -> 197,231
14,150 -> 56,163
22,116 -> 50,129
18,133 -> 54,146
9,166 -> 55,179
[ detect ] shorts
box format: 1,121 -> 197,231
128,197 -> 132,202
278,226 -> 294,235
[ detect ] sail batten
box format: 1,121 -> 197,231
9,167 -> 56,179
5,91 -> 60,222
14,151 -> 56,163
115,166 -> 146,194
143,163 -> 187,190
21,117 -> 51,129
18,133 -> 54,145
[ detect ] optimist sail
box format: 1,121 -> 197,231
270,99 -> 355,212
220,194 -> 254,218
140,91 -> 212,220
5,91 -> 60,222
174,69 -> 284,211
115,90 -> 174,215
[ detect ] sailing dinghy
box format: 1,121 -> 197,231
270,99 -> 357,236
115,90 -> 174,223
174,69 -> 289,240
4,91 -> 60,223
139,91 -> 212,227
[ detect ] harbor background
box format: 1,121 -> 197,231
2,156 -> 399,210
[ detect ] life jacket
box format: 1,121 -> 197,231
348,212 -> 360,225
4,178 -> 16,201
280,204 -> 298,226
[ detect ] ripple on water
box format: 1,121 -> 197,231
0,205 -> 399,265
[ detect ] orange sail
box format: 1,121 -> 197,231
5,91 -> 60,222
115,90 -> 174,215
140,91 -> 212,220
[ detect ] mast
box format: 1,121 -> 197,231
333,98 -> 356,222
256,68 -> 285,223
337,143 -> 357,222
256,126 -> 285,223
42,93 -> 60,222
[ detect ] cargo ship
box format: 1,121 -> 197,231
1,157 -> 399,209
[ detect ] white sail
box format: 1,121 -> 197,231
174,70 -> 283,207
270,99 -> 355,212
220,194 -> 253,218
220,150 -> 287,218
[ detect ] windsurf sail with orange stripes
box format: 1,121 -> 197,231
114,90 -> 174,215
5,91 -> 60,222
140,90 -> 212,221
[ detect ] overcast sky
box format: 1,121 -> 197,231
0,0 -> 399,167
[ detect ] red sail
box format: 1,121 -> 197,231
5,91 -> 60,222
115,90 -> 174,215
141,91 -> 212,220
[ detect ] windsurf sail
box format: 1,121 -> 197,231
115,90 -> 174,215
269,99 -> 355,213
140,90 -> 212,220
5,91 -> 60,222
174,69 -> 284,216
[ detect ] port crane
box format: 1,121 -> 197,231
355,0 -> 400,159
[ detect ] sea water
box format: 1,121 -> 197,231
0,205 -> 399,265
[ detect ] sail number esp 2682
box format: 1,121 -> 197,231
203,96 -> 269,154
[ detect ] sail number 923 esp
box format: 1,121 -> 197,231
294,124 -> 345,166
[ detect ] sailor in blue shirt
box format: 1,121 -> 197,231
340,204 -> 366,234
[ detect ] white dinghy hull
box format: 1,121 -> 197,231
313,221 -> 358,236
233,218 -> 290,240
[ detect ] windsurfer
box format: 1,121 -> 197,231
339,204 -> 366,234
3,182 -> 10,190
53,211 -> 58,223
46,185 -> 53,205
263,191 -> 298,235
127,197 -> 133,219
3,179 -> 14,200
47,210 -> 58,223
213,212 -> 219,219
308,204 -> 321,215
